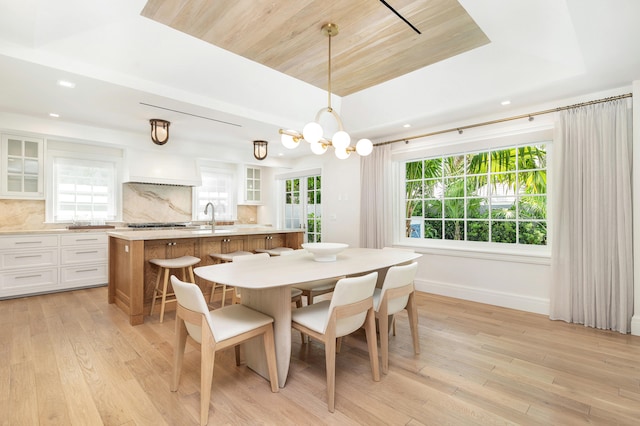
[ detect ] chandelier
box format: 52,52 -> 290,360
279,23 -> 373,159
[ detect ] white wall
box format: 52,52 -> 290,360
632,79 -> 640,336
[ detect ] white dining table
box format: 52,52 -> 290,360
194,247 -> 421,387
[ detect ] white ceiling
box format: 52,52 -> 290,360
0,0 -> 639,160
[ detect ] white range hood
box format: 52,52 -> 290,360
123,149 -> 202,186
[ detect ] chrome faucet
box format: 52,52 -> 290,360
204,202 -> 216,231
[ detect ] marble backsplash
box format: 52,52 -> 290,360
0,183 -> 257,230
123,183 -> 192,223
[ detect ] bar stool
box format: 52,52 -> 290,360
209,250 -> 253,307
149,255 -> 201,323
254,247 -> 294,256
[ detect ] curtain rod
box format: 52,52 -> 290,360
375,92 -> 633,146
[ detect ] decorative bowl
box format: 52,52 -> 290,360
301,242 -> 349,262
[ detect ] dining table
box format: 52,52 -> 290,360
193,247 -> 421,387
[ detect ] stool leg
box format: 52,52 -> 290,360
159,267 -> 171,323
188,266 -> 196,284
150,265 -> 162,318
220,284 -> 227,307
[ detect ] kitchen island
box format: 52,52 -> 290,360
107,227 -> 304,325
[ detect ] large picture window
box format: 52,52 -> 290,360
404,144 -> 547,245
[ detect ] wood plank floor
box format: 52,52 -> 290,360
2,286 -> 640,425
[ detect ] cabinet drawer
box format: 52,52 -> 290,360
0,267 -> 58,294
60,246 -> 108,265
60,233 -> 108,246
60,264 -> 108,287
1,249 -> 57,269
0,234 -> 58,250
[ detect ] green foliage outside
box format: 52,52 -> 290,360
406,145 -> 547,245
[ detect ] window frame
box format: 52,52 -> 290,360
45,147 -> 122,224
392,127 -> 552,257
192,164 -> 238,222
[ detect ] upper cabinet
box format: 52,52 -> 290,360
240,166 -> 261,204
0,134 -> 45,199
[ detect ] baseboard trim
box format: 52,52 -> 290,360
415,278 -> 550,316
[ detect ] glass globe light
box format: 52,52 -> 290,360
355,138 -> 373,156
281,131 -> 299,149
331,130 -> 351,150
303,122 -> 323,144
335,147 -> 351,160
310,141 -> 328,155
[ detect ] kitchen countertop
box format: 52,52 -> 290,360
107,226 -> 303,241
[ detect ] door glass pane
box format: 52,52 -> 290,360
24,176 -> 38,193
7,158 -> 22,173
24,159 -> 39,175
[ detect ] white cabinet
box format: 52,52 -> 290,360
241,166 -> 262,204
0,231 -> 108,298
0,134 -> 45,199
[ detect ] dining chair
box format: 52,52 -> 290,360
280,249 -> 340,305
231,252 -> 304,307
291,271 -> 380,412
170,275 -> 279,426
373,261 -> 420,374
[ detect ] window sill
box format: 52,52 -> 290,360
394,240 -> 551,265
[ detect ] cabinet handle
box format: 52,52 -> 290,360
15,255 -> 43,259
15,241 -> 42,245
76,238 -> 99,242
16,274 -> 42,279
76,268 -> 99,273
76,250 -> 98,255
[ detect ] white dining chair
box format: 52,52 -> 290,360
231,252 -> 303,307
280,249 -> 340,305
170,275 -> 279,426
291,271 -> 380,412
373,261 -> 420,374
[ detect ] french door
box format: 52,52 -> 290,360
283,175 -> 322,243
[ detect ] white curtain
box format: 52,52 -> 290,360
550,99 -> 633,333
360,144 -> 392,248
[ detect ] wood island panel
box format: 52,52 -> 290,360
108,230 -> 303,325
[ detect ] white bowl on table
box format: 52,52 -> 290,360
301,242 -> 349,262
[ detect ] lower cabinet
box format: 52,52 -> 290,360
0,231 -> 108,298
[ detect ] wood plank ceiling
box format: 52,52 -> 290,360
141,0 -> 490,96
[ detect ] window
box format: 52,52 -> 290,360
49,155 -> 119,222
283,175 -> 322,242
404,144 -> 547,246
193,166 -> 237,221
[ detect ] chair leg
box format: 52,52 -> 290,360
325,337 -> 337,412
364,309 -> 380,382
150,265 -> 162,317
262,325 -> 280,392
159,268 -> 171,323
406,293 -> 420,354
379,312 -> 390,374
200,336 -> 215,426
294,297 -> 305,343
220,284 -> 228,307
171,317 -> 188,391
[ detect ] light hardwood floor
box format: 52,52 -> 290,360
2,286 -> 640,425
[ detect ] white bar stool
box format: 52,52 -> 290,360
149,255 -> 201,323
209,250 -> 253,307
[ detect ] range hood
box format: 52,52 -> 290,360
123,149 -> 202,186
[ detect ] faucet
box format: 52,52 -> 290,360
204,202 -> 216,231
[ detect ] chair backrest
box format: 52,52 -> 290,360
232,252 -> 270,263
326,271 -> 377,337
378,262 -> 418,315
279,249 -> 307,257
171,275 -> 214,344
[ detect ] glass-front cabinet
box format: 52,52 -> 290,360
244,166 -> 261,204
1,134 -> 45,199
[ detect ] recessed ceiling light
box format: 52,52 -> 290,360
501,100 -> 511,106
403,123 -> 411,128
49,113 -> 60,118
57,80 -> 76,88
